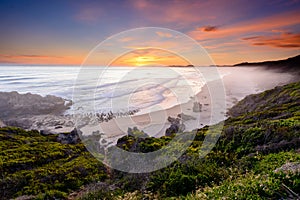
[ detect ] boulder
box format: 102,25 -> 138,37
165,116 -> 186,136
56,128 -> 80,144
193,102 -> 202,112
177,113 -> 196,121
167,116 -> 180,124
165,124 -> 179,136
274,162 -> 300,174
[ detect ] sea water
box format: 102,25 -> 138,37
0,66 -> 294,115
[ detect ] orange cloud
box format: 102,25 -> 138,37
242,32 -> 300,48
0,54 -> 83,65
118,37 -> 134,42
156,31 -> 173,38
189,10 -> 300,41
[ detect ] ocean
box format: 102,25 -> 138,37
0,66 -> 295,116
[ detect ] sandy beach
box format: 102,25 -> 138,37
0,66 -> 296,145
89,66 -> 296,143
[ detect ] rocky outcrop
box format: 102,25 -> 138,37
274,162 -> 300,174
127,127 -> 149,138
165,113 -> 196,136
56,128 -> 80,144
0,91 -> 72,119
5,114 -> 75,134
177,113 -> 196,121
165,116 -> 186,136
0,91 -> 75,134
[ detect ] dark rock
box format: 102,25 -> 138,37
193,102 -> 202,112
40,129 -> 52,136
167,116 -> 180,124
56,128 -> 80,144
177,113 -> 196,121
0,91 -> 72,119
165,124 -> 179,136
127,127 -> 149,138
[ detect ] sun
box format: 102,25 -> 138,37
135,56 -> 155,66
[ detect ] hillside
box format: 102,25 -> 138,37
233,55 -> 300,75
0,81 -> 299,199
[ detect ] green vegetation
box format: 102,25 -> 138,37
0,127 -> 107,199
1,81 -> 300,199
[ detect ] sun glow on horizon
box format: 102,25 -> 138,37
134,56 -> 156,66
110,48 -> 190,67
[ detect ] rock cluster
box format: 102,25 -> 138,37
0,91 -> 72,118
56,128 -> 80,144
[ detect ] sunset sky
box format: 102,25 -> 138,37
0,0 -> 300,66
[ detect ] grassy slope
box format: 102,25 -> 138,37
0,128 -> 107,199
1,81 -> 299,199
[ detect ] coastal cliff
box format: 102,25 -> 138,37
234,55 -> 300,75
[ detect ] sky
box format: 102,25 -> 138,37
0,0 -> 300,66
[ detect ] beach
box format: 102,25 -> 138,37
0,66 -> 296,145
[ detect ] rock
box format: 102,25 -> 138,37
40,129 -> 53,136
274,162 -> 300,174
177,113 -> 196,121
165,123 -> 185,136
0,119 -> 6,127
127,126 -> 149,138
193,102 -> 202,112
165,124 -> 179,136
56,128 -> 80,144
0,91 -> 72,119
167,116 -> 180,124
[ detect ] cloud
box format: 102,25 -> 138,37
0,54 -> 63,59
242,36 -> 261,40
156,31 -> 173,38
198,25 -> 218,32
0,54 -> 81,65
118,37 -> 134,42
111,48 -> 188,66
242,32 -> 300,48
130,0 -> 216,27
189,10 -> 300,41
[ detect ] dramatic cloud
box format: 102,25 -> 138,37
1,0 -> 300,65
242,32 -> 300,48
189,10 -> 300,41
198,26 -> 218,32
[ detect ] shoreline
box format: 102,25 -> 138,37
0,66 -> 297,144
